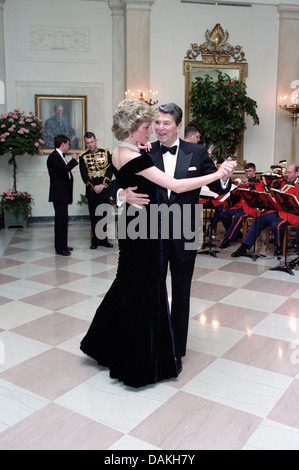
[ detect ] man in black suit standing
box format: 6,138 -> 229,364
47,134 -> 79,256
119,103 -> 235,372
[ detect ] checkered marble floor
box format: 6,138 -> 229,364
0,222 -> 298,450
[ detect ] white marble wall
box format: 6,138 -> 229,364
275,5 -> 299,164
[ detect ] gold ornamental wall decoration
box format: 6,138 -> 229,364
185,23 -> 246,64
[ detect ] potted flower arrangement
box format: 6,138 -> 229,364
0,109 -> 43,227
189,70 -> 259,159
0,109 -> 44,189
0,189 -> 34,228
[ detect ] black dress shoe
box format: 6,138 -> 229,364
56,250 -> 71,256
67,247 -> 73,251
274,247 -> 282,257
219,237 -> 230,249
98,239 -> 113,248
90,244 -> 98,250
176,357 -> 182,374
231,243 -> 247,257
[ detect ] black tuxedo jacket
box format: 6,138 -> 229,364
47,150 -> 78,204
149,139 -> 231,258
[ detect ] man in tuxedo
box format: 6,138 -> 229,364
119,103 -> 235,372
47,134 -> 79,256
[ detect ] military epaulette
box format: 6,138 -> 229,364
96,147 -> 110,154
79,149 -> 90,158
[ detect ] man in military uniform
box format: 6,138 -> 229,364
79,131 -> 114,248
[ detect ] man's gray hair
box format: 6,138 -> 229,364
157,103 -> 183,126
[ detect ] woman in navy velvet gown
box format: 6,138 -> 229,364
80,99 -> 234,388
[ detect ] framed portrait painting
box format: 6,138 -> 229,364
35,94 -> 87,153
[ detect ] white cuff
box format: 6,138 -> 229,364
116,188 -> 125,207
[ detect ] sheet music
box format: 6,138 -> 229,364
200,186 -> 219,199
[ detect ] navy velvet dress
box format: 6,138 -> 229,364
80,154 -> 178,388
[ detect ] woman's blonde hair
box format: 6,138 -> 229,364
112,99 -> 158,141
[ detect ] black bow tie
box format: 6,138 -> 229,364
161,145 -> 177,155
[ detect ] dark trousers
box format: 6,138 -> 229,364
163,239 -> 196,359
53,202 -> 68,252
243,212 -> 287,249
88,198 -> 108,245
225,208 -> 248,241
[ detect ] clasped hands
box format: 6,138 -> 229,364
218,157 -> 237,179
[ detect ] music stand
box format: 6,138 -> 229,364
262,174 -> 284,193
197,197 -> 219,258
269,189 -> 299,275
237,189 -> 277,261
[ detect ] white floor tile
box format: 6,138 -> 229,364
220,288 -> 287,313
0,301 -> 52,329
252,313 -> 299,343
0,379 -> 49,432
187,320 -> 245,357
0,331 -> 51,371
182,358 -> 293,418
55,372 -> 178,433
243,419 -> 299,450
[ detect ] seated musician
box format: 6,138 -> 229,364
231,164 -> 299,257
203,158 -> 231,237
218,162 -> 263,249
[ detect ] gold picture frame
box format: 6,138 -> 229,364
35,94 -> 87,153
183,24 -> 249,170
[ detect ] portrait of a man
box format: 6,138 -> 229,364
44,104 -> 77,149
35,95 -> 87,152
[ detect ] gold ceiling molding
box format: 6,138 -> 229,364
184,23 -> 247,64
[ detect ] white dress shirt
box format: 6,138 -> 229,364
57,148 -> 71,179
162,138 -> 180,198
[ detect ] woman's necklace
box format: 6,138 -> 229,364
119,141 -> 140,152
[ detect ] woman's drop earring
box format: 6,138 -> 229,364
130,133 -> 134,138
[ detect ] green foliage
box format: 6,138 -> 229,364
0,189 -> 34,219
189,70 -> 259,158
77,194 -> 88,206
